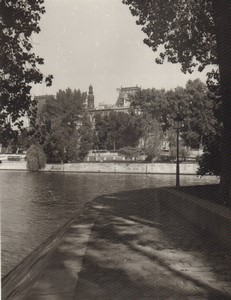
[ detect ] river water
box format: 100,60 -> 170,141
0,171 -> 218,277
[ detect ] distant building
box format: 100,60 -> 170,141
116,86 -> 140,107
85,150 -> 125,162
33,86 -> 140,123
87,85 -> 140,121
84,149 -> 146,162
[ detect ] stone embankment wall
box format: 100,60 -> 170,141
0,162 -> 27,170
0,162 -> 199,174
44,162 -> 199,174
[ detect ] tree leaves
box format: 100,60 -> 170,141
94,111 -> 143,150
36,89 -> 87,162
0,0 -> 53,144
26,143 -> 46,171
130,79 -> 217,148
123,0 -> 217,73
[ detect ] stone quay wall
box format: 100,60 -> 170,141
0,162 -> 27,170
0,161 -> 199,174
43,162 -> 199,175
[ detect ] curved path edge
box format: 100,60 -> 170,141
1,202 -> 101,300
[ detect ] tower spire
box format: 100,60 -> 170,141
87,84 -> 94,109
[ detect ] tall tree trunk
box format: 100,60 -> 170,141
213,0 -> 231,205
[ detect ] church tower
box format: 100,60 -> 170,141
87,84 -> 95,109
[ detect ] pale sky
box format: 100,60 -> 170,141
32,0 -> 212,106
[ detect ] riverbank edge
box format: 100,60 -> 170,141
1,203 -> 100,300
2,187 -> 231,299
0,162 -> 199,175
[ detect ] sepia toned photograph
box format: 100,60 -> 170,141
1,0 -> 231,299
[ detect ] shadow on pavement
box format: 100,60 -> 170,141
25,187 -> 231,300
74,187 -> 231,299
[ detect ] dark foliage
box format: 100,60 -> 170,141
0,0 -> 53,146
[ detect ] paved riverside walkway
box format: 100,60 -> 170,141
24,188 -> 231,300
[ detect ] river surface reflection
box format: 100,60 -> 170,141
1,171 -> 218,277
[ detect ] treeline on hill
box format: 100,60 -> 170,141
4,79 -> 221,176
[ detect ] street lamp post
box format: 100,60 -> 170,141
176,124 -> 180,187
174,114 -> 183,187
61,147 -> 66,165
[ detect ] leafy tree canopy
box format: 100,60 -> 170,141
78,113 -> 94,160
122,0 -> 216,73
26,143 -> 46,172
0,0 -> 53,144
141,118 -> 164,162
34,88 -> 87,163
123,0 -> 231,203
94,111 -> 144,151
130,79 -> 217,148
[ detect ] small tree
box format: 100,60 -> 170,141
143,119 -> 164,162
78,113 -> 94,160
35,89 -> 86,163
26,144 -> 46,172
